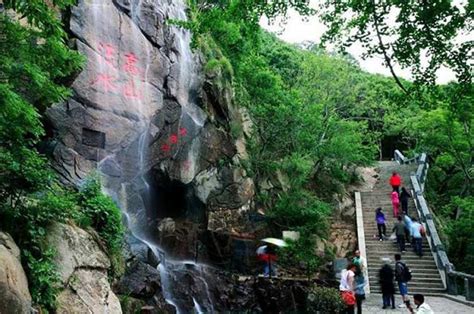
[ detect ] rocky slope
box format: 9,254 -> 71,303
1,224 -> 121,314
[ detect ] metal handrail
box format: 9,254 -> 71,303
395,150 -> 474,301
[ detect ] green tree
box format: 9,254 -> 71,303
319,0 -> 472,90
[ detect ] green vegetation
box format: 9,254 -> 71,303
0,1 -> 472,312
77,177 -> 125,278
318,0 -> 472,273
0,1 -> 124,311
185,0 -> 402,272
307,286 -> 346,313
186,0 -> 473,275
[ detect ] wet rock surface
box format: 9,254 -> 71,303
47,0 -> 256,249
116,261 -> 313,313
115,261 -> 162,299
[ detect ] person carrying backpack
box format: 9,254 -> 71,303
394,254 -> 411,308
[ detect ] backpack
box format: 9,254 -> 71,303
397,262 -> 412,282
420,225 -> 426,236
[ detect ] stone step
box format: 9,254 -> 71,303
368,265 -> 438,272
368,276 -> 442,283
370,287 -> 446,294
367,250 -> 434,264
365,243 -> 430,250
367,270 -> 441,278
366,246 -> 435,255
361,199 -> 416,203
370,281 -> 444,289
367,261 -> 438,268
367,264 -> 439,271
363,228 -> 425,233
364,240 -> 430,247
367,263 -> 439,270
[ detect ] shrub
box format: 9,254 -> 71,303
77,176 -> 125,277
441,196 -> 474,273
278,234 -> 324,278
269,189 -> 331,236
2,185 -> 77,311
24,249 -> 61,312
307,286 -> 345,313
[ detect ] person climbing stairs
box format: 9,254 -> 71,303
360,161 -> 445,295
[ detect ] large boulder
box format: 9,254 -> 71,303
47,223 -> 122,313
115,261 -> 162,299
0,232 -> 32,314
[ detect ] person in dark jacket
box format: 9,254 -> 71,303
392,216 -> 406,252
379,259 -> 395,309
400,187 -> 412,215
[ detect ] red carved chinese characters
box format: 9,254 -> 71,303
90,42 -> 146,99
123,80 -> 143,100
98,43 -> 116,66
160,143 -> 171,153
160,128 -> 188,154
123,53 -> 140,76
169,134 -> 178,144
90,74 -> 117,92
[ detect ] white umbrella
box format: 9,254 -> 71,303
261,237 -> 287,247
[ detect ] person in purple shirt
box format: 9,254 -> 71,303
375,207 -> 387,241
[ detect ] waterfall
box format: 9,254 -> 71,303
82,0 -> 214,312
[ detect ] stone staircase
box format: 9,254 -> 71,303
361,161 -> 445,295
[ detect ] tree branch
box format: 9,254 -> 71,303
370,1 -> 410,95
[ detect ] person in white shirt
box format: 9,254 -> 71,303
408,294 -> 434,314
410,219 -> 423,257
340,263 -> 357,314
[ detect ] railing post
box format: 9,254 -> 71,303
466,277 -> 474,301
446,268 -> 458,295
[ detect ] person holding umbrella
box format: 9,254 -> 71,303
257,238 -> 286,277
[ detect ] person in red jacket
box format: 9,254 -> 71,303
389,172 -> 402,194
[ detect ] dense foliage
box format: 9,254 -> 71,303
317,0 -> 473,273
188,0 -> 473,275
319,0 -> 472,89
0,1 -> 124,311
186,0 -> 406,273
77,177 -> 125,277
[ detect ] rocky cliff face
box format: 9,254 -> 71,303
0,233 -> 32,314
46,0 -> 256,267
47,223 -> 122,313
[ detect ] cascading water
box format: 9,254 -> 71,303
85,0 -> 214,312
